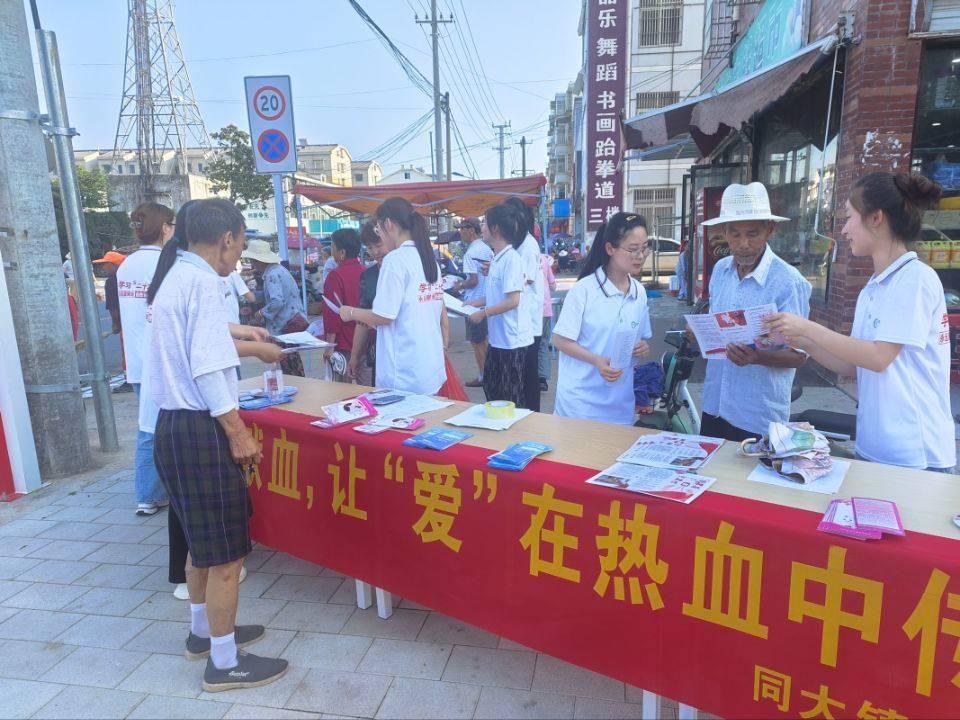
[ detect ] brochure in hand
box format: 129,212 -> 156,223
403,428 -> 473,451
488,442 -> 552,471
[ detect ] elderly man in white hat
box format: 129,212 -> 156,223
697,182 -> 812,442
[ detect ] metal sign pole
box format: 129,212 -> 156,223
273,174 -> 288,262
295,194 -> 308,315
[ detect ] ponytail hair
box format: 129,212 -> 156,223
503,196 -> 536,238
130,202 -> 174,245
147,199 -> 198,304
376,197 -> 437,283
485,202 -> 526,249
850,172 -> 942,243
578,212 -> 648,280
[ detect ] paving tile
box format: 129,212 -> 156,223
238,571 -> 282,599
36,521 -> 104,541
531,655 -> 625,701
142,527 -> 170,545
416,612 -> 500,648
234,596 -> 288,627
358,637 -> 452,680
91,508 -> 152,525
285,668 -> 391,718
474,686 -> 576,720
82,542 -> 156,565
56,614 -> 152,650
441,645 -> 536,690
42,644 -> 150,689
199,666 -> 309,709
242,549 -> 275,572
123,620 -> 191,655
341,606 -> 427,641
41,506 -> 112,523
238,627 -> 297,660
117,652 -> 204,698
0,608 -> 84,641
327,577 -> 360,606
267,601 -> 354,633
57,491 -> 110,508
25,539 -> 103,562
93,492 -> 138,509
498,636 -> 537,653
281,631 -> 372,671
0,535 -> 52,558
0,518 -> 58,537
137,545 -> 171,567
319,567 -> 347,579
0,606 -> 21,624
262,574 -> 344,603
223,706 -> 321,719
129,695 -> 228,719
73,562 -> 155,590
16,559 -> 98,584
81,478 -> 124,494
1,582 -> 88,611
86,524 -> 158,544
574,697 -> 645,719
63,587 -> 155,616
0,677 -> 65,718
0,556 -> 42,580
398,598 -> 432,611
0,579 -> 31,603
133,567 -> 178,593
0,638 -> 77,680
129,592 -> 192,622
375,677 -> 480,719
257,553 -> 323,576
32,684 -> 146,719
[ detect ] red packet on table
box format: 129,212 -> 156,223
817,500 -> 882,541
310,396 -> 377,429
851,497 -> 906,536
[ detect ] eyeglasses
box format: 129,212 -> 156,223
618,245 -> 650,259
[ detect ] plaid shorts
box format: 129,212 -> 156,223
154,409 -> 251,569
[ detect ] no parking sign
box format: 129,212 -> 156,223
244,76 -> 297,174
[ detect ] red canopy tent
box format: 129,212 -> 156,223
292,175 -> 546,218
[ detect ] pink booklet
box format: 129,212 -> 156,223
817,500 -> 883,541
851,497 -> 906,537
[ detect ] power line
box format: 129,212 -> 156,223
346,0 -> 433,97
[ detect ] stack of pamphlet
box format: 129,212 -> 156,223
403,428 -> 473,451
817,497 -> 905,540
488,442 -> 552,471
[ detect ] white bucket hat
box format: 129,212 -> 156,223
242,239 -> 282,264
701,182 -> 789,227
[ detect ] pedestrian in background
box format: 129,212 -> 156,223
94,250 -> 126,335
452,217 -> 493,388
117,201 -> 175,516
505,197 -> 544,411
322,227 -> 364,382
223,266 -> 254,326
538,249 -> 558,391
347,221 -> 389,386
321,246 -> 338,284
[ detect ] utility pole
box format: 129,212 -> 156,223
517,135 -> 528,176
0,0 -> 92,475
492,121 -> 511,179
415,1 -> 453,182
444,92 -> 452,182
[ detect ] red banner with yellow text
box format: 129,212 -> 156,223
242,407 -> 960,719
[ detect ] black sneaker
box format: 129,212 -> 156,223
202,651 -> 288,692
186,625 -> 266,661
539,378 -> 549,392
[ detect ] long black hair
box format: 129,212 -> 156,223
503,196 -> 535,239
146,199 -> 245,303
850,172 -> 942,243
485,202 -> 526,249
578,212 -> 648,280
376,197 -> 437,283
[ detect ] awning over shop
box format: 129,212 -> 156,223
292,175 -> 547,218
623,35 -> 838,155
626,136 -> 700,162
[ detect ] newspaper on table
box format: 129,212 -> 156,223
740,421 -> 834,484
586,463 -> 717,505
617,432 -> 724,471
684,303 -> 786,359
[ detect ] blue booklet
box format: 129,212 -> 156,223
403,428 -> 473,451
239,387 -> 298,411
488,442 -> 552,471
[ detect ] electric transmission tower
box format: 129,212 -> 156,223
113,0 -> 211,203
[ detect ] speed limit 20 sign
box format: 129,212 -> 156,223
244,76 -> 297,174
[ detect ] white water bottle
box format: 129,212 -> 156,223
263,363 -> 284,400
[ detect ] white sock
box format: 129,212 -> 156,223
210,632 -> 238,670
190,603 -> 210,638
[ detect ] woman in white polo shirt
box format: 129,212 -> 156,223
464,203 -> 532,406
767,172 -> 955,472
552,212 -> 652,426
338,197 -> 446,395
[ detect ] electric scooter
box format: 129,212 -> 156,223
635,330 -> 701,435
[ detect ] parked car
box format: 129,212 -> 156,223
641,236 -> 680,277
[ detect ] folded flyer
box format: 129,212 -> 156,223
851,497 -> 905,536
403,427 -> 473,451
617,432 -> 724,471
586,462 -> 716,505
311,396 -> 377,428
817,499 -> 883,541
488,442 -> 552,471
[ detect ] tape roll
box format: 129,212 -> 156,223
484,400 -> 515,419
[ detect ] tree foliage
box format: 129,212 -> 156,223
51,170 -> 132,260
205,124 -> 274,210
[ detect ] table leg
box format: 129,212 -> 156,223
376,587 -> 393,619
641,691 -> 659,719
678,704 -> 697,720
355,580 -> 372,610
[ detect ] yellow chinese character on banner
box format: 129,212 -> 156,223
329,443 -> 367,520
857,701 -> 908,720
683,521 -> 769,639
799,685 -> 845,720
268,429 -> 299,500
520,483 -> 583,583
753,665 -> 791,713
473,470 -> 497,503
245,423 -> 263,489
902,568 -> 960,696
788,546 -> 883,667
412,462 -> 462,552
593,500 -> 668,608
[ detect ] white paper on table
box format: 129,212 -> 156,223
747,459 -> 850,495
617,432 -> 724,471
684,303 -> 781,359
444,404 -> 533,431
443,292 -> 480,317
272,331 -> 333,349
367,392 -> 453,424
586,462 -> 716,504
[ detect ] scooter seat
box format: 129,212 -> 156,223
789,409 -> 857,441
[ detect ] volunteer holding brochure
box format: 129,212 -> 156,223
552,212 -> 652,425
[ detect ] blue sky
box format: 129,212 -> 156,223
29,0 -> 583,179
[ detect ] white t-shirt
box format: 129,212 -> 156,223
372,241 -> 446,394
148,252 -> 239,414
486,245 -> 533,350
116,245 -> 162,384
222,271 -> 250,325
322,256 -> 338,285
461,239 -> 494,303
553,268 -> 652,426
852,252 -> 955,470
518,234 -> 545,337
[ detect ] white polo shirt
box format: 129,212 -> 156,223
461,239 -> 493,303
116,245 -> 162,384
553,268 -> 652,426
372,241 -> 446,394
222,271 -> 250,325
486,245 -> 533,350
518,234 -> 545,337
852,252 -> 955,470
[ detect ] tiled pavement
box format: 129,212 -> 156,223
0,470 -> 687,720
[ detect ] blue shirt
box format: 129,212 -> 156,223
702,246 -> 811,435
260,263 -> 304,335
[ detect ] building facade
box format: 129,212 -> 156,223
294,142 -> 354,187
546,85 -> 577,237
380,165 -> 434,184
351,160 -> 383,186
